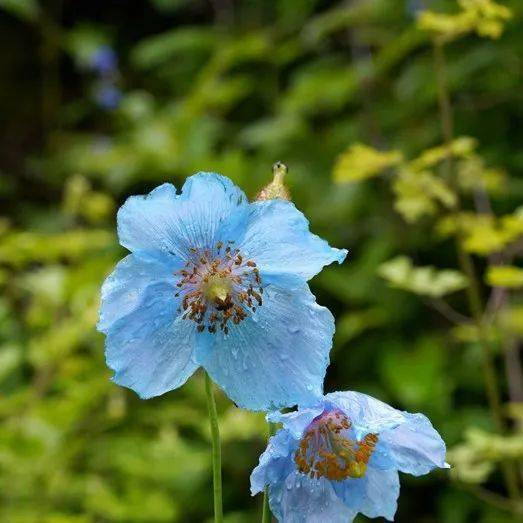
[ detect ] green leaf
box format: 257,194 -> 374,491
131,28 -> 217,70
335,308 -> 388,345
281,61 -> 358,116
65,25 -> 110,68
380,337 -> 450,412
150,0 -> 191,13
333,143 -> 402,183
0,0 -> 39,22
378,256 -> 468,297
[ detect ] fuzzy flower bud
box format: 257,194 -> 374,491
256,161 -> 291,201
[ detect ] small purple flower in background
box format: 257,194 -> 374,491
94,81 -> 122,110
251,391 -> 447,522
98,173 -> 347,410
87,45 -> 121,110
89,45 -> 118,76
406,0 -> 427,17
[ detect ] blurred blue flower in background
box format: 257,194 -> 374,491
94,81 -> 122,110
87,45 -> 121,110
251,390 -> 448,522
89,45 -> 118,76
98,173 -> 347,410
406,0 -> 427,17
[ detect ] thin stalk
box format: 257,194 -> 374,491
432,40 -> 520,502
205,372 -> 223,523
456,245 -> 505,432
262,422 -> 277,523
261,484 -> 271,523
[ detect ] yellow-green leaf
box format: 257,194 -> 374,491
448,427 -> 523,484
486,266 -> 523,288
500,207 -> 523,238
417,0 -> 512,43
456,156 -> 506,193
437,212 -> 518,256
378,256 -> 468,297
408,137 -> 476,172
333,143 -> 402,183
500,305 -> 523,336
392,169 -> 456,223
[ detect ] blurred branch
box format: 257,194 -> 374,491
505,339 -> 523,404
432,39 -> 521,502
423,297 -> 471,325
459,483 -> 523,515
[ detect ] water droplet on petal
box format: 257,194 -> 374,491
287,323 -> 300,334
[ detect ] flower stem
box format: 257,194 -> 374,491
205,371 -> 223,523
261,487 -> 271,523
261,422 -> 277,523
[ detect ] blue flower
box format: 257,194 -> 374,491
251,391 -> 448,522
98,173 -> 347,410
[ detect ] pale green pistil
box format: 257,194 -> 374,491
204,275 -> 232,305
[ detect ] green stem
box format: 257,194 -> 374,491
205,372 -> 223,523
457,244 -> 504,431
432,40 -> 521,503
261,487 -> 271,523
261,422 -> 277,523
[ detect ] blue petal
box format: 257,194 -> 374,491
236,200 -> 347,283
195,284 -> 333,411
360,468 -> 399,520
268,405 -> 324,439
250,429 -> 298,495
325,391 -> 405,439
104,282 -> 199,398
380,412 -> 448,476
98,252 -> 180,333
269,472 -> 356,523
327,391 -> 447,475
117,174 -> 248,257
332,468 -> 399,521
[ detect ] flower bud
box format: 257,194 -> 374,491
256,161 -> 291,201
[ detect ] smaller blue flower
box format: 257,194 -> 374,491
251,391 -> 448,522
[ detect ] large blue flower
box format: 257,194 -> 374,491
251,391 -> 448,522
98,173 -> 346,410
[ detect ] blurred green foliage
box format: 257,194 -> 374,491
1,0 -> 523,521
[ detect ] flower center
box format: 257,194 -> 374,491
294,410 -> 378,481
174,241 -> 263,334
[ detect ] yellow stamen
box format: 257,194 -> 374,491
294,410 -> 378,481
174,242 -> 263,334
